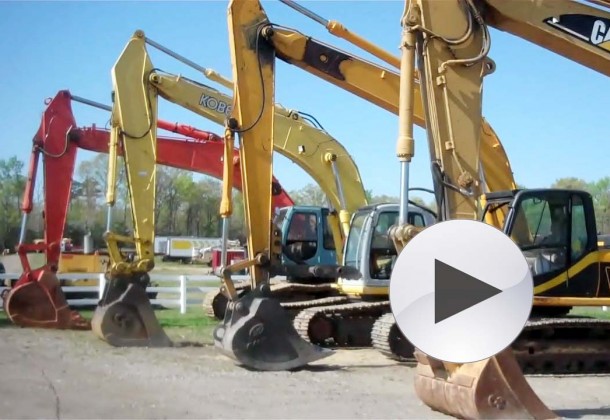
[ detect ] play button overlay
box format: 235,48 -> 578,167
389,219 -> 533,364
435,259 -> 502,324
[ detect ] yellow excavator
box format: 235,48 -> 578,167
88,30 -> 375,346
107,31 -> 390,322
390,0 -> 610,417
90,35 -> 171,347
122,29 -> 513,347
221,0 -> 610,369
218,0 -> 610,417
217,0 -> 518,357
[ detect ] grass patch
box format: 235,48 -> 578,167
0,311 -> 13,328
570,306 -> 610,319
0,306 -> 219,344
76,307 -> 219,344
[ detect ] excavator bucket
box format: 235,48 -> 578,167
413,349 -> 557,419
91,273 -> 172,347
2,269 -> 90,330
213,285 -> 333,371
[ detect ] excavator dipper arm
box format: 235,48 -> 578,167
401,1 -> 610,416
90,31 -> 171,348
397,1 -> 571,418
2,91 -> 90,330
211,0 -> 334,371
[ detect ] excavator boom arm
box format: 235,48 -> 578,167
482,0 -> 610,77
259,23 -> 515,197
149,68 -> 366,235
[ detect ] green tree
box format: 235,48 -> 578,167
0,156 -> 26,250
289,183 -> 327,206
551,177 -> 590,191
590,177 -> 610,233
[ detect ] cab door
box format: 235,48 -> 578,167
565,192 -> 600,297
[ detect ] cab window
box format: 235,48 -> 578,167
369,211 -> 398,280
513,197 -> 553,248
287,212 -> 317,242
322,213 -> 336,250
512,195 -> 569,277
344,212 -> 367,269
409,212 -> 425,227
570,195 -> 588,262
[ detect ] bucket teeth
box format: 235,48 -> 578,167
213,286 -> 333,371
413,349 -> 558,419
91,274 -> 172,347
3,269 -> 90,330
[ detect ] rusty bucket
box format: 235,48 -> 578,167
3,269 -> 90,330
413,349 -> 557,419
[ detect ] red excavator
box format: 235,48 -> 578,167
1,89 -> 293,330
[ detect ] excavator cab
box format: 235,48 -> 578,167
338,203 -> 436,296
488,188 -> 601,301
275,206 -> 338,281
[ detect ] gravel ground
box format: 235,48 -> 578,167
1,326 -> 609,419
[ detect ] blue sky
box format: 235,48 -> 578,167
1,0 -> 608,202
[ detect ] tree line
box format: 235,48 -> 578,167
0,154 -> 609,252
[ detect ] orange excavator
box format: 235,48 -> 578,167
1,90 -> 293,330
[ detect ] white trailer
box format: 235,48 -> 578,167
159,236 -> 240,264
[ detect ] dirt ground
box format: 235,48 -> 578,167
1,325 -> 609,420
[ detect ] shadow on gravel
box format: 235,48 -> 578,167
290,364 -> 346,372
172,341 -> 209,348
555,407 -> 610,418
234,364 -> 346,373
290,362 -> 410,372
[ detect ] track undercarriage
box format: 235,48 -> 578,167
207,280 -> 610,376
202,280 -> 348,319
371,311 -> 610,375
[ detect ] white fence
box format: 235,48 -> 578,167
0,272 -> 251,315
1,273 -> 607,315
